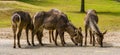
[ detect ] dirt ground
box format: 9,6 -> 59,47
0,28 -> 120,55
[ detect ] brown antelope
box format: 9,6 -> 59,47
49,9 -> 76,45
48,9 -> 62,43
11,11 -> 33,48
85,9 -> 98,44
84,9 -> 107,47
54,22 -> 83,46
32,9 -> 83,46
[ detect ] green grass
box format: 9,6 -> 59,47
0,0 -> 120,31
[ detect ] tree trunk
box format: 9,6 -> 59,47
80,0 -> 85,13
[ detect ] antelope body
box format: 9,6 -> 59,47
11,11 -> 33,48
32,9 -> 83,46
84,10 -> 107,47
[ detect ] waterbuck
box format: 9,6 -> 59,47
48,9 -> 73,44
11,11 -> 33,48
85,9 -> 98,44
48,8 -> 62,43
48,9 -> 81,46
32,10 -> 83,46
84,9 -> 107,47
54,22 -> 83,46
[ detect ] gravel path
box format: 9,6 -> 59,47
1,39 -> 120,55
0,28 -> 120,55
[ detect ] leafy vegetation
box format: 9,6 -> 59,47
0,0 -> 120,31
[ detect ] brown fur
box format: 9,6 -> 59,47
84,9 -> 107,47
11,11 -> 33,48
32,10 -> 83,46
84,9 -> 98,45
48,9 -> 62,43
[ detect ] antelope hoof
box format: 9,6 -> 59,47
63,42 -> 66,44
13,46 -> 16,48
28,43 -> 31,46
55,42 -> 58,46
55,44 -> 58,46
40,44 -> 44,46
93,44 -> 95,46
62,44 -> 65,46
32,43 -> 35,46
75,43 -> 78,46
101,45 -> 103,47
18,45 -> 21,48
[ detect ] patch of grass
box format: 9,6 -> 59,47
0,0 -> 120,31
0,1 -> 44,27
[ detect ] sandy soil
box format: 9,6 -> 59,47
0,28 -> 120,55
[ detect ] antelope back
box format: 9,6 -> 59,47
85,9 -> 98,25
12,11 -> 32,28
49,8 -> 62,15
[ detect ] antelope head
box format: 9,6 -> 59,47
72,27 -> 83,46
96,30 -> 107,47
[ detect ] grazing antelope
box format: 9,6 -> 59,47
32,9 -> 83,46
11,11 -> 33,48
48,8 -> 62,43
54,22 -> 83,46
84,9 -> 107,47
49,9 -> 78,45
85,9 -> 98,44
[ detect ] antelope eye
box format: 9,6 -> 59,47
74,33 -> 77,36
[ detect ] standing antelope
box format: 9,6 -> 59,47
54,22 -> 83,46
48,8 -> 62,43
84,9 -> 107,47
48,9 -> 76,45
11,11 -> 33,48
85,9 -> 98,45
32,10 -> 83,46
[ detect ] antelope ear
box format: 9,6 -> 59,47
93,9 -> 97,13
79,27 -> 82,32
41,11 -> 46,15
95,32 -> 99,36
75,29 -> 77,32
103,30 -> 107,35
75,29 -> 79,34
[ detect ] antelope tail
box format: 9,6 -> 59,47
12,13 -> 21,25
